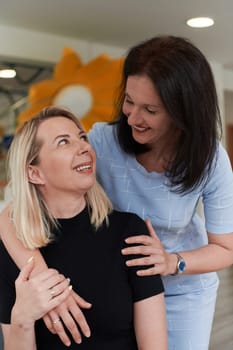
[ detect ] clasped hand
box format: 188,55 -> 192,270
12,258 -> 72,329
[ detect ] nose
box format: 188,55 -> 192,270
77,139 -> 91,155
127,106 -> 141,125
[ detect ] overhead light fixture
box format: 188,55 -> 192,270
0,69 -> 16,78
186,17 -> 214,28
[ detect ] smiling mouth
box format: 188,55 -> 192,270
73,162 -> 93,172
76,164 -> 92,172
132,125 -> 150,132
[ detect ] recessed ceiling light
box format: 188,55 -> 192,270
186,17 -> 214,28
0,69 -> 16,78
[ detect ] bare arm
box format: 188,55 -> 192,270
134,293 -> 167,350
0,205 -> 45,271
172,232 -> 233,274
2,258 -> 71,350
122,219 -> 233,276
0,205 -> 91,346
2,323 -> 36,350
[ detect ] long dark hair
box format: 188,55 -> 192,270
113,35 -> 222,193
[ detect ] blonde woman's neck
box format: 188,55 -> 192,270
45,195 -> 86,219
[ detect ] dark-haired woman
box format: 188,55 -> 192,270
88,35 -> 233,349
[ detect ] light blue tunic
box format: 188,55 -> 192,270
88,122 -> 233,349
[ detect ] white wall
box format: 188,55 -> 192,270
1,24 -> 232,107
223,69 -> 233,92
0,24 -> 126,64
210,61 -> 226,144
225,91 -> 233,125
1,23 -> 233,94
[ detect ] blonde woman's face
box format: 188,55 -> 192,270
30,116 -> 96,197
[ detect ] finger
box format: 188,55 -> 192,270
47,310 -> 71,347
28,268 -> 59,286
33,270 -> 66,290
145,219 -> 160,240
55,304 -> 82,344
136,266 -> 161,276
71,290 -> 92,309
48,285 -> 72,310
43,314 -> 56,334
37,269 -> 61,284
45,272 -> 66,288
18,256 -> 35,282
124,234 -> 154,245
49,277 -> 71,299
122,245 -> 162,256
126,256 -> 156,267
67,292 -> 91,338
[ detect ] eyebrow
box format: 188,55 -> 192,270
125,93 -> 161,108
53,134 -> 70,143
53,130 -> 85,143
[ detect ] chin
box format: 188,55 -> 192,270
133,136 -> 148,145
81,177 -> 96,191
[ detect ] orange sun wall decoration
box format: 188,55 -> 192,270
17,47 -> 124,131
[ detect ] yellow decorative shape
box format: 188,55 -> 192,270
17,48 -> 124,131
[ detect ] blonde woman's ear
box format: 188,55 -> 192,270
27,165 -> 45,185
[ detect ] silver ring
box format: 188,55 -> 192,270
52,318 -> 61,324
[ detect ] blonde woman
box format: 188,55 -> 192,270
0,107 -> 167,350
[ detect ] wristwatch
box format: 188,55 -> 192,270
172,252 -> 186,275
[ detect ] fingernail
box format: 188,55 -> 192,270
68,285 -> 73,291
27,256 -> 34,263
85,331 -> 91,338
67,277 -> 70,283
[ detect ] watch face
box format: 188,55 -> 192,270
178,260 -> 186,273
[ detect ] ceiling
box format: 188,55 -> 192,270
1,0 -> 233,69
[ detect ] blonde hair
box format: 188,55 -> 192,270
7,107 -> 113,249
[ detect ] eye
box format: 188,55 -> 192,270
80,133 -> 88,141
125,98 -> 133,105
58,138 -> 68,146
146,108 -> 156,114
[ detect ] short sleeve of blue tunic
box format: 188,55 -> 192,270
202,142 -> 233,233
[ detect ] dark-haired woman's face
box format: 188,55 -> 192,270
123,75 -> 177,149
